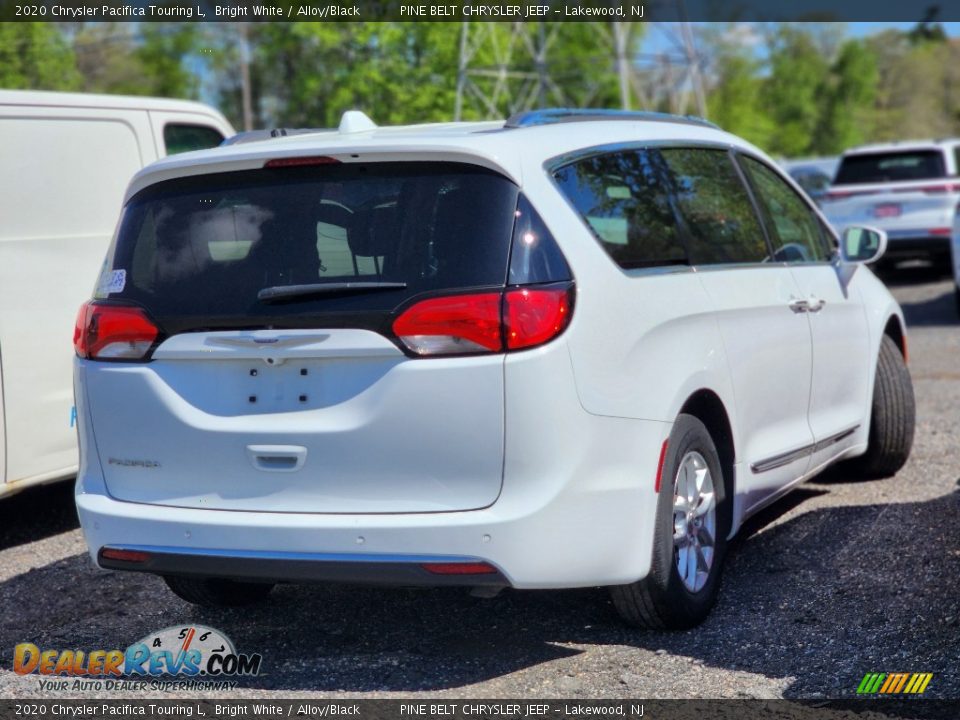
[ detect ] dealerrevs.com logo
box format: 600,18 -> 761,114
13,625 -> 262,692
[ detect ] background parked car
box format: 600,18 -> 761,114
820,140 -> 960,270
0,90 -> 234,499
779,157 -> 839,206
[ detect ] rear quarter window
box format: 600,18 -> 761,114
552,149 -> 687,269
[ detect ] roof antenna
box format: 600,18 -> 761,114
339,110 -> 377,134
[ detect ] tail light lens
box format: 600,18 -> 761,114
74,302 -> 160,361
392,284 -> 574,357
504,287 -> 570,350
392,293 -> 503,355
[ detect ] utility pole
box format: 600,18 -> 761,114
239,22 -> 254,131
614,22 -> 632,110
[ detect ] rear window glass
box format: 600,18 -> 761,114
106,163 -> 520,331
834,150 -> 946,185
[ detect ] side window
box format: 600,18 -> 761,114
553,149 -> 688,269
740,156 -> 831,263
163,124 -> 225,156
659,148 -> 769,265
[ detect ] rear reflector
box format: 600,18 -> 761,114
421,562 -> 497,575
654,439 -> 670,494
74,302 -> 159,361
99,548 -> 150,564
264,156 -> 340,168
392,285 -> 573,356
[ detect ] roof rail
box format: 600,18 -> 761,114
504,108 -> 720,131
220,127 -> 330,146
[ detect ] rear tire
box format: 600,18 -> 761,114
164,576 -> 275,607
610,414 -> 729,630
847,335 -> 915,479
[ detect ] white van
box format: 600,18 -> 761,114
0,90 -> 234,498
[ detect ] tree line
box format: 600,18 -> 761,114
2,21 -> 958,158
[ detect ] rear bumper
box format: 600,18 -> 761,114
884,233 -> 951,259
97,545 -> 510,587
77,442 -> 663,590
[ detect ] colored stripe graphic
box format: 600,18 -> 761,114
858,672 -> 932,694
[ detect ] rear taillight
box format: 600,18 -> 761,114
392,284 -> 574,357
504,287 -> 570,350
74,302 -> 160,361
823,191 -> 852,202
392,293 -> 503,355
914,183 -> 960,194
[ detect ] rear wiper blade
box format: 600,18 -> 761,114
257,282 -> 407,303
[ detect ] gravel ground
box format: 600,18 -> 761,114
1,268 -> 957,703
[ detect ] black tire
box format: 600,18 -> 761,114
164,575 -> 275,608
847,335 -> 915,479
610,414 -> 730,630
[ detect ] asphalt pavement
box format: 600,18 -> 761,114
1,266 -> 957,701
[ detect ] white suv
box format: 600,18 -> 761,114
74,110 -> 915,629
821,140 -> 960,270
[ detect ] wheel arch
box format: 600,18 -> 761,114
678,390 -> 735,506
882,313 -> 907,362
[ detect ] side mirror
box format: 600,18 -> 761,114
840,226 -> 887,264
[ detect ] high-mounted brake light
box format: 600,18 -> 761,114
74,302 -> 159,361
264,156 -> 341,168
392,285 -> 574,357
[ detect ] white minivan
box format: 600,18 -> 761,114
74,110 -> 914,628
0,91 -> 234,499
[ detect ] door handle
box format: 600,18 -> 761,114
246,445 -> 307,472
806,296 -> 826,313
788,298 -> 809,313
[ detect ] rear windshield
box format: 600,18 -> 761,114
104,162 -> 520,332
834,150 -> 947,185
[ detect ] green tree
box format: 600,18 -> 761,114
703,26 -> 773,148
0,22 -> 81,90
814,40 -> 878,155
135,24 -> 201,99
762,25 -> 831,157
211,22 -> 637,130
